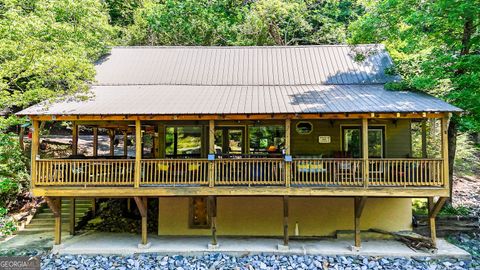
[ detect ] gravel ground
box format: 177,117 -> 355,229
1,233 -> 478,269
38,253 -> 475,270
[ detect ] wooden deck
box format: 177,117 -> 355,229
32,158 -> 447,197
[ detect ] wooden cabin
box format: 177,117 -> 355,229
18,45 -> 461,249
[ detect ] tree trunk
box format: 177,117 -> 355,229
447,118 -> 457,201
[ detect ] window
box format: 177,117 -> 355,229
342,127 -> 384,158
214,127 -> 244,155
249,125 -> 285,154
189,197 -> 210,229
165,126 -> 202,158
296,121 -> 313,135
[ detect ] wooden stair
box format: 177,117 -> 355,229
19,199 -> 93,235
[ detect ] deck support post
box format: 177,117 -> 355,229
209,196 -> 217,247
361,118 -> 369,187
285,119 -> 291,187
354,196 -> 367,249
109,129 -> 115,156
91,198 -> 97,216
428,197 -> 447,247
46,197 -> 62,245
69,198 -> 76,235
134,196 -> 148,246
72,122 -> 78,155
93,127 -> 98,157
157,198 -> 161,236
208,120 -> 215,187
123,130 -> 128,158
31,120 -> 40,187
283,196 -> 289,246
135,120 -> 142,188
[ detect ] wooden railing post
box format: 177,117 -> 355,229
31,120 -> 40,187
108,129 -> 115,156
135,120 -> 142,188
93,127 -> 98,157
208,120 -> 215,187
441,115 -> 450,189
361,118 -> 369,188
72,122 -> 78,156
123,130 -> 128,158
285,119 -> 291,187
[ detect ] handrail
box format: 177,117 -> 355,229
291,159 -> 364,186
368,159 -> 444,187
33,158 -> 445,188
141,159 -> 209,186
35,159 -> 135,186
214,158 -> 285,186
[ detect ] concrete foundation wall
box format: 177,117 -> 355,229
158,197 -> 412,236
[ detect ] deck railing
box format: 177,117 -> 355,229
368,159 -> 444,187
33,158 -> 444,188
35,159 -> 135,186
141,159 -> 209,186
291,159 -> 364,186
214,158 -> 284,186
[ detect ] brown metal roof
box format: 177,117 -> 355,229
18,45 -> 461,116
19,84 -> 461,115
94,45 -> 397,86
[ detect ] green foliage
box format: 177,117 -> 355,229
0,133 -> 26,208
0,210 -> 17,237
237,0 -> 310,45
349,0 -> 480,132
104,0 -> 141,26
126,0 -> 366,46
454,133 -> 480,176
412,199 -> 472,217
126,0 -> 241,45
0,0 -> 115,112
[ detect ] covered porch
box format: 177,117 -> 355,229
28,112 -> 450,250
31,113 -> 449,193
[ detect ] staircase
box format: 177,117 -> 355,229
19,199 -> 93,235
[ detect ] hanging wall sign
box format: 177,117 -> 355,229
318,136 -> 331,144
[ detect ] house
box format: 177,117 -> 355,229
18,45 -> 461,249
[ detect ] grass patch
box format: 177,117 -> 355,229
412,199 -> 472,217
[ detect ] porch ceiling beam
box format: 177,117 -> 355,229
28,112 -> 450,121
32,187 -> 450,198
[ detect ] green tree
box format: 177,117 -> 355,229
104,0 -> 142,26
0,0 -> 115,118
126,0 -> 241,45
305,0 -> 365,44
349,0 -> 480,194
0,0 -> 115,230
237,0 -> 311,45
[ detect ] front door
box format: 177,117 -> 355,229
214,127 -> 245,156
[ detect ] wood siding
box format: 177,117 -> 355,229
290,119 -> 412,158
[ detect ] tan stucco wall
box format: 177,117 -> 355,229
158,197 -> 412,236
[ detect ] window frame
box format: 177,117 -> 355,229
340,125 -> 386,158
164,125 -> 203,158
295,121 -> 313,135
